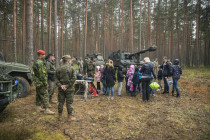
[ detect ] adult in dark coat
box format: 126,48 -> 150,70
103,60 -> 116,100
140,57 -> 156,101
160,56 -> 171,94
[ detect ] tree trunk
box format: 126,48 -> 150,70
143,0 -> 147,49
41,0 -> 44,50
54,0 -> 58,67
121,0 -> 124,51
130,0 -> 133,53
84,0 -> 88,57
60,0 -> 65,57
26,0 -> 34,68
48,0 -> 52,53
13,0 -> 17,62
22,0 -> 26,64
139,0 -> 143,52
148,0 -> 151,48
196,0 -> 201,68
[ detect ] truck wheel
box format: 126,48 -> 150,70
0,103 -> 8,113
16,77 -> 30,98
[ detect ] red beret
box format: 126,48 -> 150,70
37,50 -> 45,55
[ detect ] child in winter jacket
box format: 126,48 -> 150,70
157,67 -> 163,90
172,59 -> 182,97
132,67 -> 140,96
137,66 -> 142,93
94,66 -> 101,92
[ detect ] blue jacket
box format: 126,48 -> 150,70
172,65 -> 182,79
140,63 -> 156,79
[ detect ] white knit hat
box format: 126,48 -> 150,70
144,57 -> 150,63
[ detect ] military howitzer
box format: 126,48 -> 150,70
0,52 -> 32,98
86,53 -> 105,66
108,45 -> 157,72
0,74 -> 21,112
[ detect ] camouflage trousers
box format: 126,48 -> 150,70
48,80 -> 56,101
36,86 -> 49,109
58,90 -> 74,115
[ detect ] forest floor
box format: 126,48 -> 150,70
0,68 -> 210,140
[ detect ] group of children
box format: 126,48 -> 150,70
93,58 -> 182,99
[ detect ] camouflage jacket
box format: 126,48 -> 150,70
56,64 -> 76,92
46,60 -> 56,81
87,62 -> 95,72
32,58 -> 48,87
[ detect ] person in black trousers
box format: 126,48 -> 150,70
160,56 -> 171,94
132,67 -> 139,97
140,57 -> 156,101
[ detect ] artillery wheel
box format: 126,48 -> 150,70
15,77 -> 30,98
0,103 -> 9,113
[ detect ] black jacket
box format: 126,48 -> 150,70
104,66 -> 116,87
117,66 -> 124,82
157,70 -> 163,80
140,63 -> 156,79
132,67 -> 140,85
160,61 -> 171,76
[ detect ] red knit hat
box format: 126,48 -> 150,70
37,50 -> 45,55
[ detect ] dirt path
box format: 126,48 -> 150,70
0,69 -> 209,140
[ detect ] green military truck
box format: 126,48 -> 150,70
0,53 -> 33,112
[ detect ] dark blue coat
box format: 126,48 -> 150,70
132,67 -> 139,85
172,65 -> 182,79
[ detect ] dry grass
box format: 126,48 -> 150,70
0,68 -> 209,140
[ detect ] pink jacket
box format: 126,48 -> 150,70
95,71 -> 101,82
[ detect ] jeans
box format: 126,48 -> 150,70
118,82 -> 123,95
107,86 -> 114,97
158,79 -> 162,89
172,79 -> 180,96
163,76 -> 169,92
150,79 -> 155,95
102,80 -> 106,94
142,78 -> 151,101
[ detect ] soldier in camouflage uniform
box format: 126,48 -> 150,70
55,55 -> 76,121
32,50 -> 55,115
46,54 -> 56,104
85,58 -> 95,78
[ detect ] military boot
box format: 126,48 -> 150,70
37,106 -> 45,112
44,108 -> 55,115
67,114 -> 76,122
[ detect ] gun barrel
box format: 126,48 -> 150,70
128,45 -> 157,58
